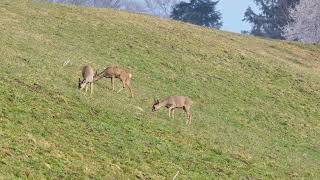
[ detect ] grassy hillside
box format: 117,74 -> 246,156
0,0 -> 319,178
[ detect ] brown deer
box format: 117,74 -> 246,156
152,96 -> 193,124
78,65 -> 96,94
94,66 -> 133,97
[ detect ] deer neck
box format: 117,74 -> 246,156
157,100 -> 168,108
94,72 -> 105,81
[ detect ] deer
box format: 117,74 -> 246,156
94,66 -> 133,97
78,65 -> 96,94
152,96 -> 193,125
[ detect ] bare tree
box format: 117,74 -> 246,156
284,0 -> 320,43
92,0 -> 122,8
120,0 -> 148,13
45,0 -> 181,17
46,0 -> 87,5
46,0 -> 123,8
144,0 -> 181,17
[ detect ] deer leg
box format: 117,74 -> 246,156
117,79 -> 126,93
128,86 -> 133,98
187,111 -> 191,124
90,82 -> 93,94
85,84 -> 88,93
126,79 -> 133,98
168,106 -> 174,118
183,107 -> 189,124
186,107 -> 192,125
111,77 -> 115,91
171,108 -> 175,119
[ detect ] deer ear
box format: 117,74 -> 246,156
156,99 -> 159,104
95,70 -> 98,76
79,78 -> 81,83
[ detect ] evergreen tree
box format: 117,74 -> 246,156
170,0 -> 222,29
243,0 -> 299,39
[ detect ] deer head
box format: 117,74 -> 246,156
78,78 -> 86,90
152,98 -> 160,112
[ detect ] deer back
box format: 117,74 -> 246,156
166,96 -> 192,108
102,66 -> 120,77
107,66 -> 132,79
82,65 -> 94,82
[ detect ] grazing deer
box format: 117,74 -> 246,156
78,65 -> 96,94
152,96 -> 193,124
94,66 -> 133,97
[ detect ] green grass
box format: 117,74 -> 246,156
0,0 -> 319,178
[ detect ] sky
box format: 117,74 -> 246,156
217,0 -> 258,33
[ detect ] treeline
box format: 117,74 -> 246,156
244,0 -> 320,43
45,0 -> 319,43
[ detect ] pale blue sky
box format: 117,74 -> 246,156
217,0 -> 257,33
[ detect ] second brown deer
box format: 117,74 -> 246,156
79,65 -> 96,94
152,96 -> 193,125
94,66 -> 133,97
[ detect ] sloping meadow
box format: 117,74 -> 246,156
0,0 -> 319,178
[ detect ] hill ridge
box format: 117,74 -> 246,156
0,0 -> 319,178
